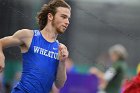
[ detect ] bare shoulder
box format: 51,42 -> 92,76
13,29 -> 33,38
12,29 -> 34,47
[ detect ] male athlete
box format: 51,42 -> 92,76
0,0 -> 71,93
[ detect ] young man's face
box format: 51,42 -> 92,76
52,7 -> 71,34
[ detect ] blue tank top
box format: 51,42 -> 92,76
12,30 -> 59,93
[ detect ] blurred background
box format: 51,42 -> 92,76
0,0 -> 140,93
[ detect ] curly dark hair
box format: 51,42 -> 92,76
37,0 -> 71,30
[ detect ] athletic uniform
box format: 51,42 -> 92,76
123,72 -> 140,93
105,61 -> 127,93
11,30 -> 59,93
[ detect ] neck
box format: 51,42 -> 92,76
41,24 -> 58,42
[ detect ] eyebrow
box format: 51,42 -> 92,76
61,14 -> 71,19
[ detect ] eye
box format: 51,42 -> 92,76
61,14 -> 71,21
61,15 -> 67,19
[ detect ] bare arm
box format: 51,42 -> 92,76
55,62 -> 67,89
0,43 -> 5,72
89,67 -> 116,89
54,43 -> 68,89
89,67 -> 105,79
0,29 -> 33,48
0,29 -> 32,72
89,67 -> 106,89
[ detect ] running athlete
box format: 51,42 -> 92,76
90,44 -> 128,93
0,0 -> 71,93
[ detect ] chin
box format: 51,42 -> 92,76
60,31 -> 65,34
57,29 -> 65,34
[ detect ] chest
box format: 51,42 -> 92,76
30,39 -> 59,60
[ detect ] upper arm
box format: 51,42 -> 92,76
0,29 -> 32,49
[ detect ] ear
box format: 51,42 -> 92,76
48,13 -> 54,21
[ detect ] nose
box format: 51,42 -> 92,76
65,18 -> 69,26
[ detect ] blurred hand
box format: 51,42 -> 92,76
59,43 -> 69,62
89,67 -> 99,75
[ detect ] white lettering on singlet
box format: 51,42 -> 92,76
34,46 -> 59,60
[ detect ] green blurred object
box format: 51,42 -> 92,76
105,61 -> 127,93
75,64 -> 91,73
4,59 -> 22,84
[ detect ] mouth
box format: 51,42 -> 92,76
62,25 -> 67,29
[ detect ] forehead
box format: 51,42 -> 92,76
56,7 -> 71,17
